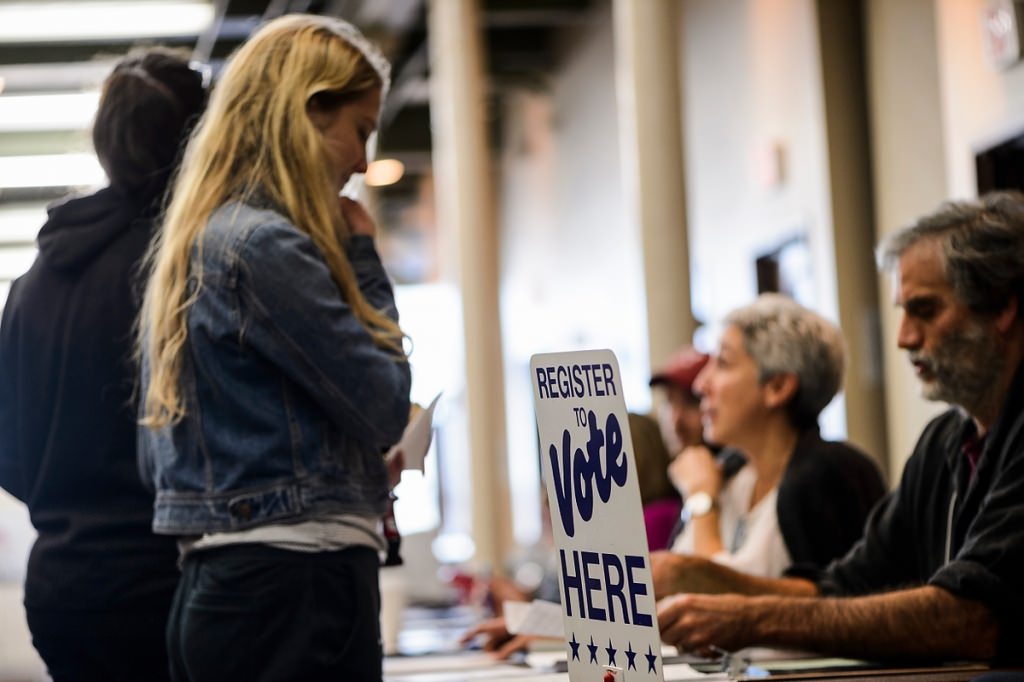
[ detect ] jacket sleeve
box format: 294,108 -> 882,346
348,235 -> 400,321
814,450 -> 922,596
927,428 -> 1024,660
234,217 -> 411,449
0,280 -> 26,502
778,443 -> 887,574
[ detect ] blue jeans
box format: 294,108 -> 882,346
167,544 -> 382,681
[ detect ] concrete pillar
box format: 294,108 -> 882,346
612,0 -> 696,369
864,0 -> 948,476
815,0 -> 890,474
427,0 -> 513,570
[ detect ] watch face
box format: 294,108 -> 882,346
685,491 -> 713,517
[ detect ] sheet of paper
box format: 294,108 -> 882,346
387,392 -> 441,472
503,600 -> 564,638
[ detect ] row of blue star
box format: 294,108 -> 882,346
567,632 -> 659,673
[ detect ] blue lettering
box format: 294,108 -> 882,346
602,363 -> 617,395
560,549 -> 585,618
536,368 -> 550,399
557,550 -> 651,625
548,412 -> 631,537
625,554 -> 653,627
582,551 -> 606,621
550,431 -> 577,537
602,553 -> 628,623
573,434 -> 595,526
606,413 -> 627,488
572,364 -> 585,397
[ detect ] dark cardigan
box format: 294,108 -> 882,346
777,427 -> 887,575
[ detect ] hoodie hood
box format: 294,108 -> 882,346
37,186 -> 153,272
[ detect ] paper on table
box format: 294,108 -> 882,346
387,392 -> 441,473
382,652 -> 514,676
503,600 -> 564,638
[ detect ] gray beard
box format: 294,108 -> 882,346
915,320 -> 1004,415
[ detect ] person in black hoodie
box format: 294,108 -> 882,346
0,48 -> 205,681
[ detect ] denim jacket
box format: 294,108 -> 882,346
139,200 -> 411,535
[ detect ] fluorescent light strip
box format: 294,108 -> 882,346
0,247 -> 38,280
0,154 -> 106,189
0,61 -> 115,94
0,203 -> 48,243
0,92 -> 101,132
0,2 -> 215,43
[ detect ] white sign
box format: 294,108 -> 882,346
530,350 -> 664,681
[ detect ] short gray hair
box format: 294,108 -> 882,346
725,293 -> 845,428
876,191 -> 1024,315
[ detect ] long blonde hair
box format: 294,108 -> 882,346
139,14 -> 406,429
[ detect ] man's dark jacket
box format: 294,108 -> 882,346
819,363 -> 1024,660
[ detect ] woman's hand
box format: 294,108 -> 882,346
386,448 -> 404,489
340,196 -> 376,237
668,445 -> 723,498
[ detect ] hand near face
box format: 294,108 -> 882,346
668,445 -> 722,498
340,196 -> 377,237
657,593 -> 755,656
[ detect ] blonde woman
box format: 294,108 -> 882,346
137,15 -> 410,680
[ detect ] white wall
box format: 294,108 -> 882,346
681,0 -> 835,318
867,0 -> 1024,474
0,491 -> 45,680
865,0 -> 949,473
497,2 -> 651,545
679,0 -> 847,439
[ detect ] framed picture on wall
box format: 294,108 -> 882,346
755,233 -> 816,308
976,128 -> 1024,193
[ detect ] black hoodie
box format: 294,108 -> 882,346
0,187 -> 178,612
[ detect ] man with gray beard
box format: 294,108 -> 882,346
652,191 -> 1024,662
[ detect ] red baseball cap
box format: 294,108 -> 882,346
649,346 -> 709,394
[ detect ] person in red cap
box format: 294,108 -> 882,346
643,347 -> 722,552
649,346 -> 710,453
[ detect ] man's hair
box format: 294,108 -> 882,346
725,293 -> 845,429
876,191 -> 1024,315
92,46 -> 206,202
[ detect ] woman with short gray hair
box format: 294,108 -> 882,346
725,293 -> 846,429
668,293 -> 885,578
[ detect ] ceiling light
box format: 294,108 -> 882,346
0,92 -> 101,132
0,1 -> 215,43
0,154 -> 105,189
0,61 -> 115,94
365,159 -> 405,187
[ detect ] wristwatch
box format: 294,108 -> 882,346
683,491 -> 716,519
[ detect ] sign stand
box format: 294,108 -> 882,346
531,350 -> 665,681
